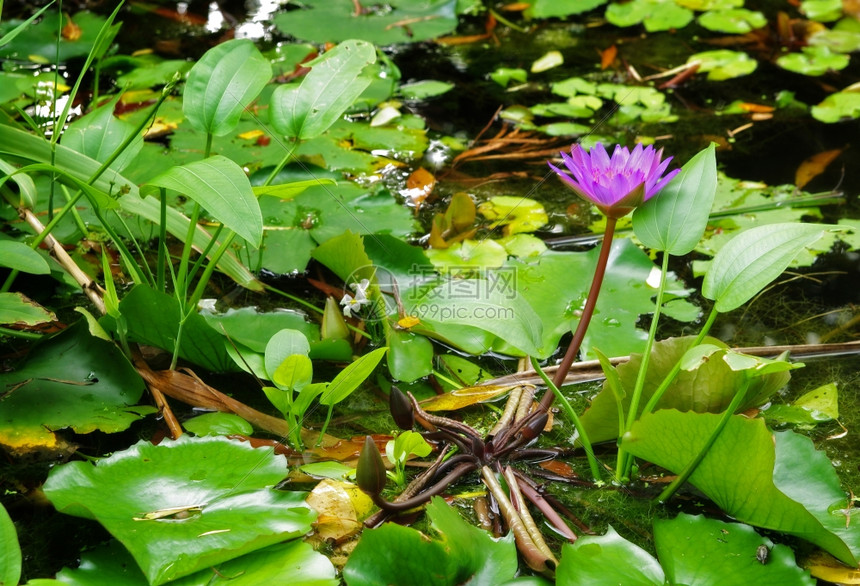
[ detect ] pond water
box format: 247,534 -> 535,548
4,0 -> 860,582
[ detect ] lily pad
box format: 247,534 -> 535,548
605,0 -> 694,32
688,49 -> 758,80
811,87 -> 860,122
764,382 -> 839,425
273,0 -> 460,45
777,45 -> 850,76
53,526 -> 336,586
478,196 -> 548,235
0,321 -> 150,453
697,9 -> 766,33
43,435 -> 316,585
342,497 -> 517,586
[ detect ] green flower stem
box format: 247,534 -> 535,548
541,216 -> 618,412
616,251 -> 670,482
654,377 -> 752,504
0,326 -> 42,340
640,305 -> 719,417
531,356 -> 602,482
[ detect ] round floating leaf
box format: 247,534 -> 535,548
184,412 -> 254,437
55,539 -> 337,586
0,321 -> 148,453
478,196 -> 548,236
777,45 -> 850,76
697,9 -> 767,33
654,514 -> 815,585
399,80 -> 454,99
273,0 -> 459,45
605,0 -> 693,31
43,435 -> 316,585
811,88 -> 860,122
183,39 -> 272,137
557,525 -> 665,585
343,497 -> 516,586
688,49 -> 758,80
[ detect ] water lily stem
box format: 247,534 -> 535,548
616,252 -> 670,482
640,306 -> 719,417
542,216 -> 618,409
654,377 -> 752,504
531,357 -> 601,482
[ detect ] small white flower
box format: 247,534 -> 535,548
340,279 -> 371,317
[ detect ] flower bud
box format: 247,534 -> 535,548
356,435 -> 387,495
389,386 -> 414,431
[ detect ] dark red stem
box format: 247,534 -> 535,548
541,216 -> 618,410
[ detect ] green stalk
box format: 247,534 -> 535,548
0,326 -> 42,340
616,252 -> 670,482
640,306 -> 719,416
541,216 -> 617,411
654,377 -> 752,504
531,356 -> 602,482
157,187 -> 167,293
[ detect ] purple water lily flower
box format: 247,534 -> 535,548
549,142 -> 680,219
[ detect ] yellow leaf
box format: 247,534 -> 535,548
306,479 -> 373,541
422,384 -> 523,412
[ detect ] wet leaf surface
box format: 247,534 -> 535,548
43,435 -> 316,585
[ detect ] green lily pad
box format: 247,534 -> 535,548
688,49 -> 758,80
478,196 -> 548,235
777,45 -> 850,76
489,68 -> 528,87
0,12 -> 108,61
800,0 -> 843,22
502,240 -> 697,360
43,435 -> 316,585
622,412 -> 860,566
426,239 -> 508,274
605,0 -> 694,32
557,514 -> 814,585
343,497 -> 516,586
399,80 -> 454,99
764,382 -> 839,425
184,412 -> 254,437
273,0 -> 459,45
811,87 -> 860,122
55,539 -> 337,586
809,18 -> 860,52
697,9 -> 766,33
527,0 -> 606,18
557,525 -> 665,585
654,514 -> 814,585
0,321 -> 150,453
